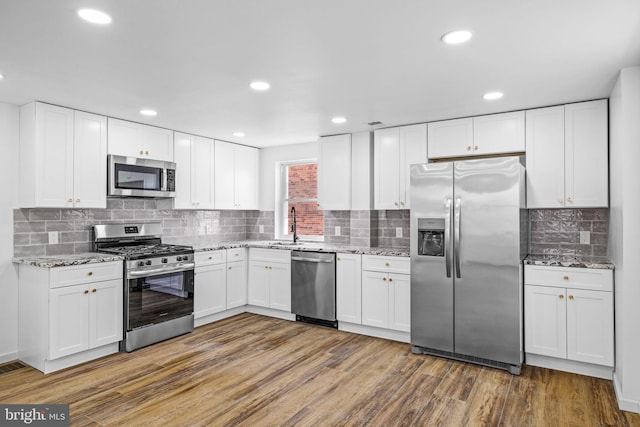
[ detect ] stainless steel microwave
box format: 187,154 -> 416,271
108,154 -> 176,198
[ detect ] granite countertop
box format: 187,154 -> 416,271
524,254 -> 614,270
194,240 -> 410,257
13,252 -> 125,268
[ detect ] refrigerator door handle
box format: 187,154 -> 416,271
444,198 -> 452,278
454,198 -> 461,278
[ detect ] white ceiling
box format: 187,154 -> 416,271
1,0 -> 639,148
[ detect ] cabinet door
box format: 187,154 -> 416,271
227,260 -> 247,309
269,262 -> 291,312
427,118 -> 473,159
143,125 -> 174,162
399,124 -> 427,208
107,118 -> 142,158
473,111 -> 525,156
49,285 -> 89,359
564,100 -> 608,208
389,273 -> 410,332
524,285 -> 566,359
173,132 -> 194,209
235,145 -> 259,210
248,260 -> 270,307
351,131 -> 373,210
89,279 -> 123,348
192,136 -> 215,209
318,134 -> 351,210
73,111 -> 107,208
194,264 -> 227,318
525,106 -> 565,208
35,103 -> 74,207
374,128 -> 400,209
362,271 -> 389,329
566,288 -> 614,366
214,140 -> 236,209
336,253 -> 362,324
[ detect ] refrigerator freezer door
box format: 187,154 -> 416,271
410,162 -> 454,352
453,157 -> 523,365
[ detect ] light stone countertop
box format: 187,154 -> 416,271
524,254 -> 614,270
193,240 -> 410,257
12,252 -> 125,268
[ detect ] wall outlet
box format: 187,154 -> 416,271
259,225 -> 264,234
396,227 -> 403,238
335,226 -> 341,236
580,230 -> 591,244
48,231 -> 59,244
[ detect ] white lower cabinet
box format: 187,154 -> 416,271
248,248 -> 291,312
524,265 -> 614,377
361,255 -> 410,332
226,248 -> 248,309
19,261 -> 123,374
336,253 -> 362,324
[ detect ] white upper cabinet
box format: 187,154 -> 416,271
173,132 -> 215,209
351,131 -> 373,210
526,100 -> 608,208
214,141 -> 259,210
428,111 -> 525,159
427,118 -> 473,159
107,118 -> 174,162
374,123 -> 427,209
19,102 -> 107,208
318,134 -> 351,210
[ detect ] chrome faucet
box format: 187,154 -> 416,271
290,206 -> 298,243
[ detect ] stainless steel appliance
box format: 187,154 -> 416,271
291,251 -> 337,328
94,223 -> 194,352
410,156 -> 527,374
108,154 -> 176,198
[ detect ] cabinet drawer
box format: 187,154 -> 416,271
226,248 -> 246,262
362,255 -> 410,274
525,265 -> 613,292
50,261 -> 122,289
195,250 -> 226,266
249,248 -> 291,264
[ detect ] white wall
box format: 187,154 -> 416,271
609,66 -> 640,413
258,141 -> 318,211
0,102 -> 20,362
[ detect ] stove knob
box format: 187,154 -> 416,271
145,260 -> 152,266
162,258 -> 168,263
137,261 -> 145,267
176,256 -> 183,261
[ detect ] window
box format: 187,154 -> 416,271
276,161 -> 324,241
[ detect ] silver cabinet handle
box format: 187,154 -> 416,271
444,198 -> 452,278
454,198 -> 461,279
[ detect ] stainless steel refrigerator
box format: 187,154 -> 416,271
410,156 -> 527,374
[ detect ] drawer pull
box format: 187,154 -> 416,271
389,277 -> 393,282
235,253 -> 239,256
92,289 -> 97,293
228,266 -> 232,270
87,272 -> 93,276
385,262 -> 390,267
563,275 -> 569,281
84,290 -> 89,295
383,277 -> 387,281
568,295 -> 574,300
208,256 -> 213,260
559,294 -> 564,299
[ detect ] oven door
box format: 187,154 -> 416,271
126,269 -> 194,331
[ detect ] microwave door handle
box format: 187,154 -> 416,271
444,198 -> 452,278
454,198 -> 461,279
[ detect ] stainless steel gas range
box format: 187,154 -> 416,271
94,223 -> 195,352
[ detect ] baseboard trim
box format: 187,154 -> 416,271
0,351 -> 18,365
525,353 -> 613,380
195,306 -> 247,327
613,372 -> 640,413
246,306 -> 296,321
338,322 -> 410,344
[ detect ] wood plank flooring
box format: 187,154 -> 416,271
1,313 -> 639,426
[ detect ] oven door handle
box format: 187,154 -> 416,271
127,262 -> 195,279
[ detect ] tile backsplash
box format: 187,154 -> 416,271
13,201 -> 609,258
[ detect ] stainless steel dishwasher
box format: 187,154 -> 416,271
291,251 -> 337,328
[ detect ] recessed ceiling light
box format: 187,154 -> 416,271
233,132 -> 245,137
250,81 -> 270,91
483,91 -> 504,101
441,30 -> 472,45
140,109 -> 157,116
0,73 -> 5,80
77,9 -> 112,25
331,117 -> 347,124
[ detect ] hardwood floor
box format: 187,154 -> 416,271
1,313 -> 639,426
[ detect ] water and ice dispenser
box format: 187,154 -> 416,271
417,218 -> 445,257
